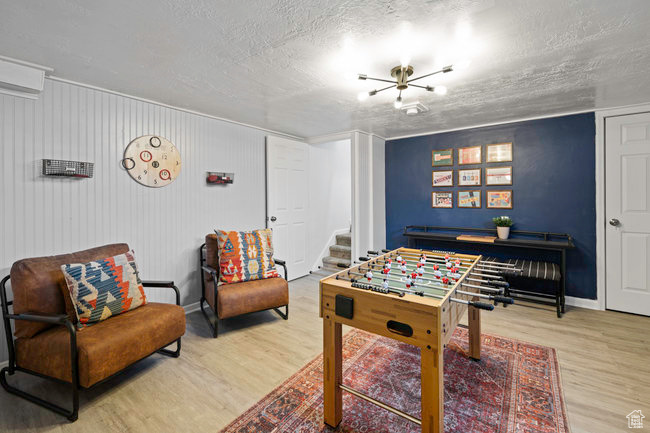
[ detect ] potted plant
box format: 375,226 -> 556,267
493,216 -> 513,240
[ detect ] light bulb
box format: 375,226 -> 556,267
357,91 -> 369,102
400,55 -> 411,68
434,85 -> 447,96
394,96 -> 403,109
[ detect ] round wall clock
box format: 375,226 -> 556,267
122,135 -> 181,188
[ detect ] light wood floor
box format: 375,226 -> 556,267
0,273 -> 647,432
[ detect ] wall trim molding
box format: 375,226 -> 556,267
565,296 -> 601,310
308,130 -> 386,144
384,103 -> 650,142
46,76 -> 305,142
183,301 -> 201,314
594,102 -> 650,313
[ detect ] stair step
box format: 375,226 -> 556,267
335,233 -> 351,247
322,256 -> 351,270
329,244 -> 351,259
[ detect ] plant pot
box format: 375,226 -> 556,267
497,226 -> 510,240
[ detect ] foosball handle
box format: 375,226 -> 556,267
486,280 -> 509,288
337,263 -> 348,268
381,249 -> 390,253
367,250 -> 379,255
493,295 -> 515,305
359,256 -> 370,261
470,301 -> 495,311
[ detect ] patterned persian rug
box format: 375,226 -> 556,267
221,328 -> 569,433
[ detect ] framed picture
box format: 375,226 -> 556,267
458,168 -> 481,186
486,142 -> 513,163
432,170 -> 453,187
458,145 -> 482,165
486,190 -> 513,209
432,191 -> 453,208
458,190 -> 481,208
432,149 -> 453,167
486,166 -> 512,185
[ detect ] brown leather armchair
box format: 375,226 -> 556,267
199,234 -> 289,338
0,244 -> 186,421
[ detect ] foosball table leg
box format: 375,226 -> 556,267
421,346 -> 444,433
468,305 -> 481,361
323,318 -> 343,428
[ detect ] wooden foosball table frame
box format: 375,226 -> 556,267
319,248 -> 487,433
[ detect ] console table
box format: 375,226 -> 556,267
403,225 -> 575,316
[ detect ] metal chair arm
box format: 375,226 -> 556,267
274,259 -> 288,281
141,280 -> 180,306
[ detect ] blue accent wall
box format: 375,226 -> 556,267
385,113 -> 596,299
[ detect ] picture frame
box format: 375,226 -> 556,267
486,166 -> 512,185
431,149 -> 453,167
458,145 -> 482,165
432,191 -> 453,208
458,190 -> 481,208
486,142 -> 513,163
432,170 -> 453,187
458,168 -> 481,186
486,190 -> 513,209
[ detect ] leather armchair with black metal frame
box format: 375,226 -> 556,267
199,240 -> 289,338
0,275 -> 182,422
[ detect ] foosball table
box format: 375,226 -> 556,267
319,247 -> 516,433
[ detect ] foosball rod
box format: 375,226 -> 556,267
354,267 -> 512,304
375,248 -> 520,269
378,251 -> 521,273
380,250 -> 521,272
336,274 -> 495,311
366,263 -> 510,293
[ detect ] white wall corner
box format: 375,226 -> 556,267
183,301 -> 201,314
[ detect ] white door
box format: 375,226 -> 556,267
605,112 -> 650,316
266,136 -> 309,281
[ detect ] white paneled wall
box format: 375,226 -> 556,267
0,79 -> 272,362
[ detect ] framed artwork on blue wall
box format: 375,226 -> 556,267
432,191 -> 453,208
458,145 -> 482,165
432,149 -> 453,166
458,168 -> 481,186
486,142 -> 513,162
486,166 -> 513,185
432,170 -> 453,187
487,190 -> 513,208
458,190 -> 481,208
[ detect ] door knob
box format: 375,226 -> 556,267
270,216 -> 277,222
609,218 -> 620,227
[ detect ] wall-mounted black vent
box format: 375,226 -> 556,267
42,159 -> 94,178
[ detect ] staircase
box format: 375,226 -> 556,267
321,233 -> 351,272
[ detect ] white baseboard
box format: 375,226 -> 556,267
0,360 -> 7,369
565,296 -> 602,310
183,301 -> 201,314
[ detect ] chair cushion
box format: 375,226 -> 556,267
215,229 -> 279,284
483,257 -> 561,281
61,251 -> 147,329
14,302 -> 185,388
10,244 -> 130,338
217,277 -> 288,319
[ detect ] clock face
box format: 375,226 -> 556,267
123,135 -> 181,188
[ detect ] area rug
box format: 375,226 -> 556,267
220,328 -> 569,433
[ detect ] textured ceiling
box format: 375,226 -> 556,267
1,0 -> 650,138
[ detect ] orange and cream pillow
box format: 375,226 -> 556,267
215,228 -> 279,284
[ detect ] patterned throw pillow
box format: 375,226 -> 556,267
61,251 -> 147,329
215,228 -> 279,284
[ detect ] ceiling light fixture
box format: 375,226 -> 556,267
357,63 -> 455,108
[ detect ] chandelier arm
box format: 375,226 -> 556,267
363,76 -> 399,85
407,69 -> 444,83
407,83 -> 431,90
375,84 -> 397,93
